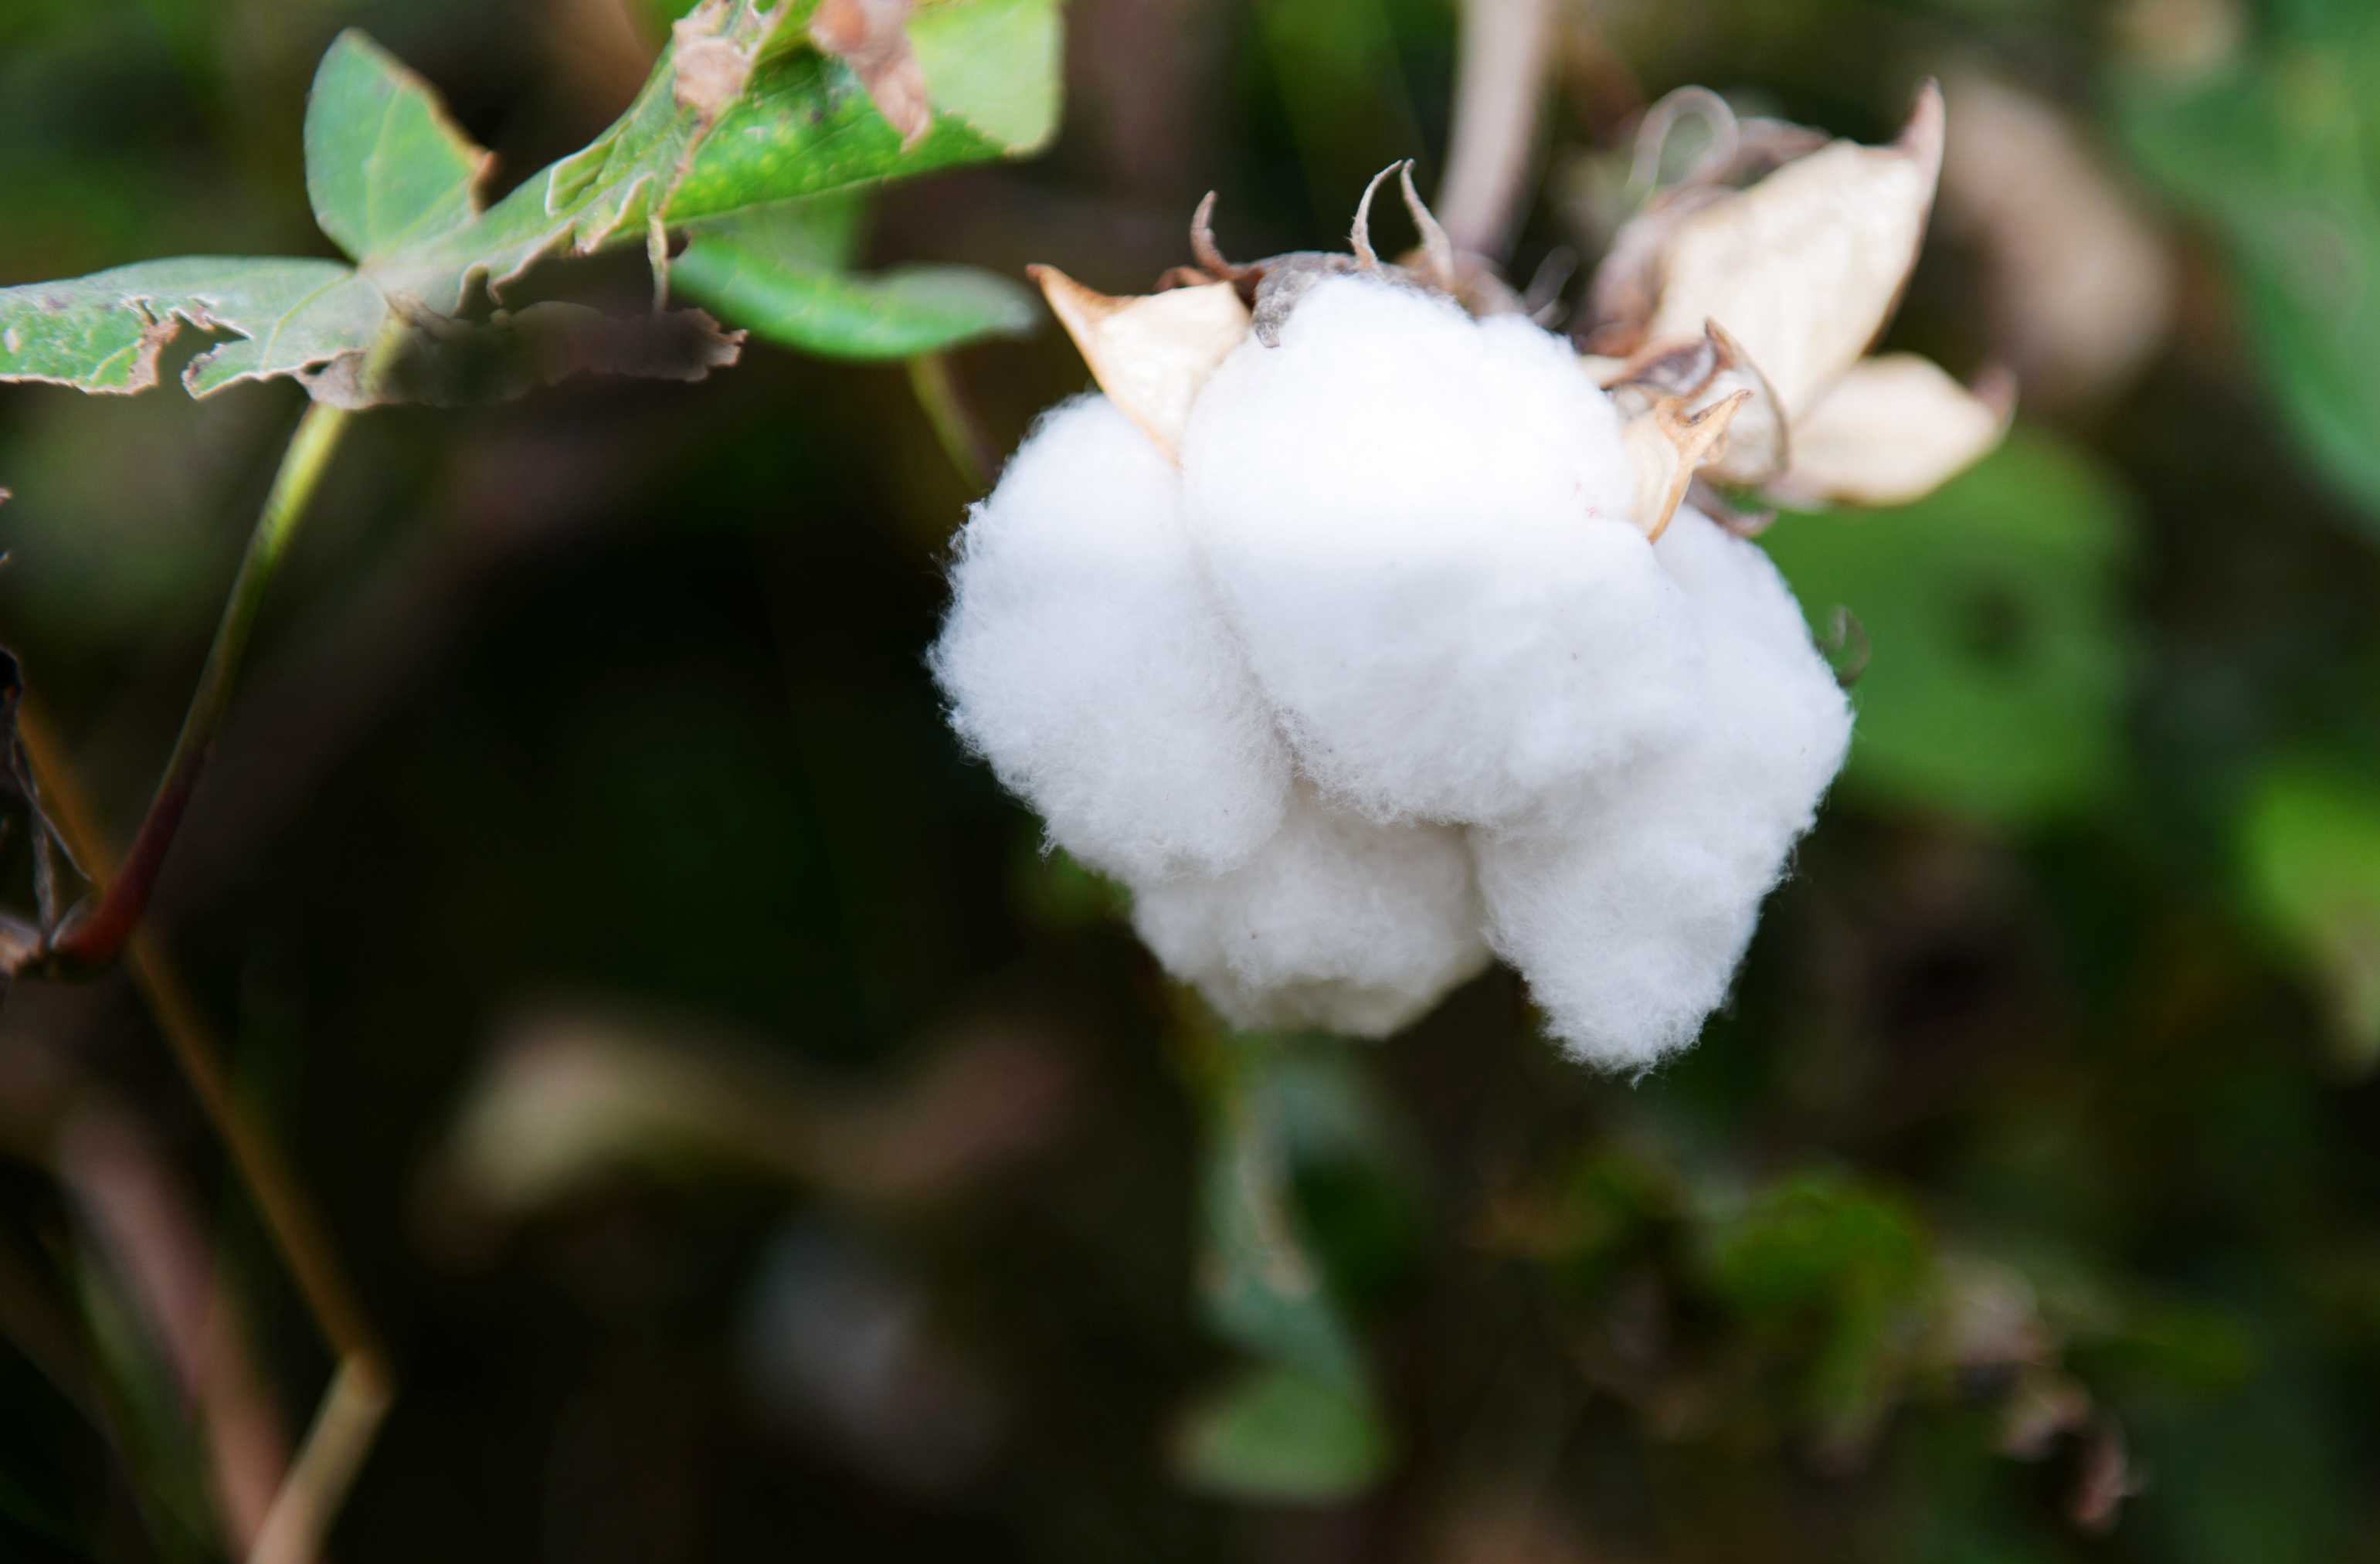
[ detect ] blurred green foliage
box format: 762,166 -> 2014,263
1766,433 -> 2140,826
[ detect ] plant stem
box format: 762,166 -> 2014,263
906,352 -> 994,493
1436,0 -> 1557,260
49,400 -> 353,972
19,701 -> 392,1386
246,1359 -> 393,1564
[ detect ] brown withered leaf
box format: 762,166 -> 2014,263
810,0 -> 931,151
1029,266 -> 1249,460
1638,83 -> 1945,420
1772,354 -> 2012,507
307,304 -> 744,409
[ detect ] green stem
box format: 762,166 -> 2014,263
50,401 -> 354,972
905,352 -> 993,494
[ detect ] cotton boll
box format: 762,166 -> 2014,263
1180,276 -> 1703,826
931,396 -> 1292,882
1476,510 -> 1852,1069
1130,782 -> 1491,1037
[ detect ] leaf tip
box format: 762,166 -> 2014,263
1900,78 -> 1947,187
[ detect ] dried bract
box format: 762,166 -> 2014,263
1028,267 -> 1249,461
1587,82 -> 2004,511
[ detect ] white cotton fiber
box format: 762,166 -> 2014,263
1475,510 -> 1852,1070
1130,782 -> 1491,1037
1180,276 -> 1703,826
930,395 -> 1292,882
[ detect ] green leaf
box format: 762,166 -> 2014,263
2239,760 -> 2380,1067
1173,1365 -> 1393,1502
0,0 -> 1061,404
2110,9 -> 2380,530
667,0 -> 1061,221
0,256 -> 368,395
304,31 -> 491,263
1760,431 -> 2140,826
675,239 -> 1035,360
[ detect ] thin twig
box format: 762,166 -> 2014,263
59,1104 -> 294,1550
48,401 -> 355,972
19,703 -> 391,1386
905,353 -> 995,493
1435,0 -> 1557,260
245,1359 -> 393,1564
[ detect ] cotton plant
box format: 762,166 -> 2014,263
933,86 -> 2009,1070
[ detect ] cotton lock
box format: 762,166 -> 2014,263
934,100 -> 1997,1067
934,273 -> 1843,1067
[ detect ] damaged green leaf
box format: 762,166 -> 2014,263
0,0 -> 1059,406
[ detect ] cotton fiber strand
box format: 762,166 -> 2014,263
1180,277 -> 1704,826
1475,510 -> 1853,1070
1130,782 -> 1491,1038
930,396 -> 1292,883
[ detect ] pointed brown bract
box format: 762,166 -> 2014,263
1622,389 -> 1750,543
1604,319 -> 1791,489
1030,266 -> 1251,462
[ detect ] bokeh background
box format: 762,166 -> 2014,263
3,0 -> 2379,1558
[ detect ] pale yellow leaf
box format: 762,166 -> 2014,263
1643,83 -> 1944,420
1776,353 -> 2011,506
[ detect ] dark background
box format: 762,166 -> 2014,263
2,0 -> 2378,1559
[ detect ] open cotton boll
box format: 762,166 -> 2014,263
1129,782 -> 1491,1037
1180,276 -> 1703,826
1475,510 -> 1852,1069
931,395 -> 1292,883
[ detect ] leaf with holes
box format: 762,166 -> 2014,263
0,0 -> 1061,405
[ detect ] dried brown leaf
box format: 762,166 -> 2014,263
1029,266 -> 1249,460
306,304 -> 744,409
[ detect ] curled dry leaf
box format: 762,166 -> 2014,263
1774,355 -> 2012,507
1622,388 -> 1749,542
1641,83 -> 1944,419
307,303 -> 744,409
1029,266 -> 1250,460
810,0 -> 932,151
1584,81 -> 2004,514
1606,318 -> 1790,487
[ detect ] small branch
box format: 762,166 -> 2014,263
245,1359 -> 393,1564
48,399 -> 354,972
1434,0 -> 1557,261
19,703 -> 392,1384
60,1103 -> 296,1551
906,353 -> 996,493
